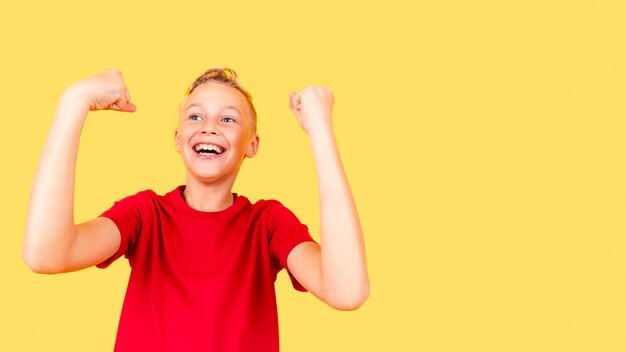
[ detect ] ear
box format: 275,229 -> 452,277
174,129 -> 181,153
245,133 -> 260,158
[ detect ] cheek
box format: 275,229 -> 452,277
175,129 -> 191,152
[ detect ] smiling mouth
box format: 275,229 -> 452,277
193,143 -> 225,156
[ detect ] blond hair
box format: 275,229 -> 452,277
186,67 -> 257,130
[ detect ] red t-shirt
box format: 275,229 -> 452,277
97,186 -> 315,352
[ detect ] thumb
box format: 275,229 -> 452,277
111,102 -> 137,112
289,92 -> 296,110
121,102 -> 137,112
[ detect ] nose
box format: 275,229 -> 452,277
200,119 -> 219,135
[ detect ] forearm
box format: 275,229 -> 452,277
309,127 -> 370,308
23,88 -> 88,272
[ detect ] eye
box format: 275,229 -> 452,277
221,116 -> 236,123
189,114 -> 203,121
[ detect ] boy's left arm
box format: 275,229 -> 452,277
286,87 -> 370,310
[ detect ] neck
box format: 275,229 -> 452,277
182,178 -> 235,212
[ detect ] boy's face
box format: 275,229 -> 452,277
175,82 -> 259,184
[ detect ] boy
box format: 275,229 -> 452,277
23,68 -> 369,351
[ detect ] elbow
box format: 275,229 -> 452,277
23,256 -> 62,275
327,283 -> 370,311
23,226 -> 75,274
23,252 -> 44,274
22,248 -> 48,274
22,244 -> 64,274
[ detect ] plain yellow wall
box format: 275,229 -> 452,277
2,0 -> 626,351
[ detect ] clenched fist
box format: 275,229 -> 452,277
65,70 -> 136,113
289,86 -> 334,135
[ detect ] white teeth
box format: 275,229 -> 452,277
194,144 -> 224,153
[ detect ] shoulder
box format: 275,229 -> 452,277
244,197 -> 305,228
114,189 -> 159,200
111,189 -> 159,205
250,197 -> 282,209
245,197 -> 290,215
104,188 -> 173,214
233,196 -> 289,219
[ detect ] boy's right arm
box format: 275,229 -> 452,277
23,70 -> 136,274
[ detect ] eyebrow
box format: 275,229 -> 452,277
185,103 -> 241,114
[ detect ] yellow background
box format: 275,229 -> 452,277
1,0 -> 625,351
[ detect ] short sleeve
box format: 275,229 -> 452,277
267,202 -> 317,292
96,191 -> 153,269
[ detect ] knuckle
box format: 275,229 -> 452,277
103,69 -> 121,76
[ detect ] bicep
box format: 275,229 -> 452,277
287,241 -> 324,300
63,217 -> 121,272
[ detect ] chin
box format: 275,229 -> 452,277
187,167 -> 240,185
